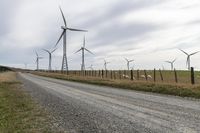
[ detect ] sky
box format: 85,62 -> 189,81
0,0 -> 200,70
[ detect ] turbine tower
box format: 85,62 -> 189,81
165,58 -> 176,70
179,49 -> 199,70
124,58 -> 134,70
104,59 -> 110,70
43,48 -> 57,71
35,52 -> 43,71
55,7 -> 87,72
75,36 -> 93,71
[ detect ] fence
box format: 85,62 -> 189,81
37,67 -> 199,85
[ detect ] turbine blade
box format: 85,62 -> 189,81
172,58 -> 177,63
190,51 -> 199,56
51,48 -> 57,53
55,30 -> 65,47
129,60 -> 134,62
165,61 -> 172,64
42,49 -> 50,54
75,48 -> 82,54
59,6 -> 67,26
179,49 -> 189,55
67,28 -> 87,32
124,58 -> 128,62
186,56 -> 189,67
85,48 -> 94,55
83,36 -> 86,48
35,51 -> 38,57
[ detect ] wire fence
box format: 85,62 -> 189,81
37,67 -> 200,85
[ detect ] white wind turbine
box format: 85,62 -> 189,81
55,7 -> 87,72
35,52 -> 43,70
179,49 -> 199,70
124,58 -> 134,70
75,36 -> 94,71
165,58 -> 176,70
104,59 -> 110,70
42,48 -> 57,71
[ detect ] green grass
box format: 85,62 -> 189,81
33,72 -> 200,99
0,72 -> 63,133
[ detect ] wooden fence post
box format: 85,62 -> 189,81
144,70 -> 148,81
159,69 -> 164,82
154,68 -> 156,82
131,70 -> 134,80
137,70 -> 140,80
174,69 -> 178,83
119,70 -> 122,80
191,67 -> 195,85
114,71 -> 116,80
102,70 -> 104,78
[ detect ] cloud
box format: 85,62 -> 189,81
0,0 -> 200,70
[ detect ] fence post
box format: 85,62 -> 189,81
102,70 -> 104,78
174,68 -> 178,83
159,69 -> 163,82
144,70 -> 148,81
111,70 -> 113,79
191,67 -> 195,85
119,70 -> 122,80
137,70 -> 140,80
154,68 -> 156,82
131,70 -> 134,80
114,71 -> 116,80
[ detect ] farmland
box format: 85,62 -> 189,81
32,69 -> 200,99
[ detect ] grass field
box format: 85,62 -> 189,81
0,72 -> 63,133
33,71 -> 200,99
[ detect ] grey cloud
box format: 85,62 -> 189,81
90,22 -> 159,49
80,0 -> 164,28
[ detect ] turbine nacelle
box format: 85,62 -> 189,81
61,26 -> 67,30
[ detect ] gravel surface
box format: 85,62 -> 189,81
18,72 -> 200,133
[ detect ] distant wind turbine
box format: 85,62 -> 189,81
24,63 -> 28,69
124,58 -> 134,70
55,6 -> 87,72
104,59 -> 110,70
179,49 -> 199,70
35,52 -> 43,70
87,64 -> 94,70
75,36 -> 94,71
43,48 -> 57,71
165,58 -> 176,70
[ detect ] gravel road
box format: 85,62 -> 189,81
18,72 -> 200,133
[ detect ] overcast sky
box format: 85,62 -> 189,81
1,0 -> 200,70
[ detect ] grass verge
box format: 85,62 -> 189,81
0,72 -> 63,133
33,72 -> 200,99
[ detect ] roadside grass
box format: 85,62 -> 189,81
33,72 -> 200,99
0,72 -> 63,133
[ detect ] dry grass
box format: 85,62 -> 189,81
0,72 -> 17,82
0,72 -> 64,132
33,72 -> 200,99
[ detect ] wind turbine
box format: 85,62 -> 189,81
104,59 -> 110,70
75,36 -> 94,71
55,7 -> 87,72
24,63 -> 28,69
165,58 -> 176,70
87,64 -> 94,70
179,49 -> 199,70
35,52 -> 43,71
124,58 -> 134,70
42,48 -> 57,71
